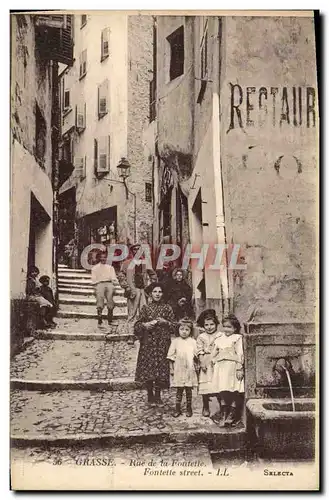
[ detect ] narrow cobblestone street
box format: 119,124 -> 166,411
10,265 -> 246,472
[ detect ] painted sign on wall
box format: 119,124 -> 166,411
227,84 -> 317,132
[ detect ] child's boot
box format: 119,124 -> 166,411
173,402 -> 181,417
202,396 -> 210,417
146,382 -> 155,404
97,308 -> 103,326
154,387 -> 164,407
107,308 -> 113,325
186,388 -> 193,417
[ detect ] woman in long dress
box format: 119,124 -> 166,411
167,268 -> 194,320
134,282 -> 175,406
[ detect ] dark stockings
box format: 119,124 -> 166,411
174,387 -> 192,417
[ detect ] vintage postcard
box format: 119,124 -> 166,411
10,10 -> 319,490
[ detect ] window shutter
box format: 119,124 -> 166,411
76,103 -> 86,131
74,156 -> 86,179
35,15 -> 73,66
101,28 -> 110,60
98,79 -> 108,117
97,136 -> 109,174
64,89 -> 70,110
94,139 -> 98,173
80,50 -> 87,78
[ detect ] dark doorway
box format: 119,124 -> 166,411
27,193 -> 51,274
58,187 -> 76,264
78,206 -> 118,267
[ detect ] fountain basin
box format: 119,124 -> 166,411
246,398 -> 316,459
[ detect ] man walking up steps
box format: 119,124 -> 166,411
91,250 -> 117,328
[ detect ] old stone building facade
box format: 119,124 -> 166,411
154,15 -> 318,321
58,13 -> 155,262
11,14 -> 73,299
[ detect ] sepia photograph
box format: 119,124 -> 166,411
9,9 -> 319,491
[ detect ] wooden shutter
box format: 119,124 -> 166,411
74,156 -> 86,179
101,28 -> 110,60
35,15 -> 74,66
97,136 -> 109,174
98,79 -> 108,117
76,103 -> 86,131
80,50 -> 87,78
94,139 -> 98,173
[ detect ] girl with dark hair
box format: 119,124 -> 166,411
211,314 -> 244,427
167,318 -> 198,417
196,309 -> 222,417
134,282 -> 175,406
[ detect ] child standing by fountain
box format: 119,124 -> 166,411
167,318 -> 198,417
196,309 -> 222,417
211,314 -> 244,427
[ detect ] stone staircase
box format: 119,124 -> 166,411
57,264 -> 128,320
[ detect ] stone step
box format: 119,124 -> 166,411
57,308 -> 128,320
59,295 -> 127,307
10,389 -> 247,451
58,268 -> 89,275
37,330 -> 131,341
59,285 -> 124,296
59,301 -> 127,313
11,377 -> 143,391
37,317 -> 128,335
58,272 -> 91,283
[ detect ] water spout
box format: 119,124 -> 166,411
273,358 -> 296,412
282,366 -> 296,412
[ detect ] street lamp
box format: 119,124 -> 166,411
116,157 -> 137,242
117,157 -> 131,183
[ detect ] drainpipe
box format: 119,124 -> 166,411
51,60 -> 60,304
212,17 -> 229,316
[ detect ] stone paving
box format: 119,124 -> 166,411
11,388 -> 234,438
43,317 -> 127,334
11,340 -> 138,381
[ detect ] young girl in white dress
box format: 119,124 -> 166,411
211,314 -> 244,427
196,309 -> 222,417
167,318 -> 198,417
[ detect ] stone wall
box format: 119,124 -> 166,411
220,16 -> 318,321
11,14 -> 54,298
127,15 -> 155,244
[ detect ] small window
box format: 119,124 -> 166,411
62,136 -> 72,163
74,156 -> 86,179
76,102 -> 86,131
98,79 -> 109,119
101,28 -> 110,61
79,50 -> 87,79
64,90 -> 70,111
81,15 -> 87,28
95,136 -> 110,175
145,182 -> 152,203
35,103 -> 46,166
61,77 -> 71,113
167,25 -> 184,81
